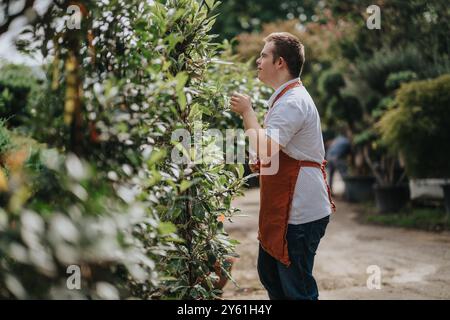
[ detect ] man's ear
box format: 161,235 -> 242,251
277,57 -> 285,69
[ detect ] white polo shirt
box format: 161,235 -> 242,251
264,77 -> 332,224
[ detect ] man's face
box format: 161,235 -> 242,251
256,41 -> 278,85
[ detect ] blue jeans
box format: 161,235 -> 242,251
257,215 -> 330,300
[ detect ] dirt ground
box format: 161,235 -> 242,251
222,186 -> 450,300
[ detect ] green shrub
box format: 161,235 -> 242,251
318,70 -> 345,97
356,46 -> 450,95
0,119 -> 13,155
1,0 -> 253,299
0,64 -> 42,126
366,208 -> 450,232
325,94 -> 363,132
0,153 -> 176,299
356,46 -> 425,94
385,71 -> 418,91
378,74 -> 450,178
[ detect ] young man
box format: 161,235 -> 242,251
230,32 -> 335,300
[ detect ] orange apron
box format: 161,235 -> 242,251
257,81 -> 336,267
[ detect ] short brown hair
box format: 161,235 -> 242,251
263,32 -> 305,78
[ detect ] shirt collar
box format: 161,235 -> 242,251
267,77 -> 301,108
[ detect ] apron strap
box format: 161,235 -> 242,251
320,160 -> 337,213
270,80 -> 302,108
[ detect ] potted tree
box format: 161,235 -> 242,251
320,70 -> 375,202
378,74 -> 450,213
361,72 -> 420,213
362,130 -> 410,213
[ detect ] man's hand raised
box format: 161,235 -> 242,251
230,92 -> 253,117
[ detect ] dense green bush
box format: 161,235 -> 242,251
318,70 -> 345,97
327,95 -> 363,131
0,151 -> 176,299
385,71 -> 418,91
378,74 -> 450,178
0,0 -> 266,299
0,64 -> 42,127
355,45 -> 450,98
0,119 -> 12,155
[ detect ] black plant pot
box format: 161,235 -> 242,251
343,176 -> 375,203
374,184 -> 410,213
443,184 -> 450,214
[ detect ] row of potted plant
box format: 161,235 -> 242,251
334,73 -> 450,214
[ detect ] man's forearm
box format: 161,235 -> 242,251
242,109 -> 261,132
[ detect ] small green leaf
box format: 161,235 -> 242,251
158,222 -> 177,235
175,72 -> 189,111
146,170 -> 162,187
147,149 -> 167,166
236,164 -> 244,179
188,103 -> 202,122
175,72 -> 188,93
166,34 -> 184,51
179,180 -> 193,193
178,92 -> 187,111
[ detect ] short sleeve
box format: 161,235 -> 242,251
265,99 -> 305,147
